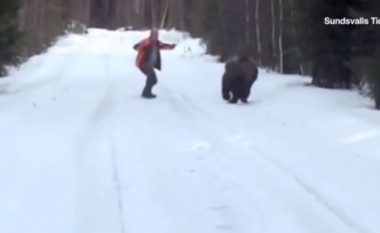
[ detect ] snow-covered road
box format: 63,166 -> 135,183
1,29 -> 380,233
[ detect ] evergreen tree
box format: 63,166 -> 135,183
295,0 -> 358,89
350,0 -> 380,109
0,0 -> 23,77
198,0 -> 227,60
356,49 -> 380,109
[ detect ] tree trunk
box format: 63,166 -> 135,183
151,0 -> 157,27
278,0 -> 284,73
255,0 -> 262,66
160,0 -> 170,28
245,0 -> 250,45
217,0 -> 228,60
271,0 -> 277,70
289,0 -> 304,75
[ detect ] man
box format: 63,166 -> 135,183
133,29 -> 176,98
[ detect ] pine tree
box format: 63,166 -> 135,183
361,50 -> 380,109
197,0 -> 226,59
295,0 -> 356,89
0,0 -> 23,77
350,0 -> 380,109
195,0 -> 251,62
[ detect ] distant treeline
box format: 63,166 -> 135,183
0,0 -> 379,108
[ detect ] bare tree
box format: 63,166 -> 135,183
255,0 -> 262,65
271,0 -> 277,70
245,0 -> 250,45
160,0 -> 170,28
289,0 -> 304,75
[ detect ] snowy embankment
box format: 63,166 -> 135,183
0,28 -> 380,233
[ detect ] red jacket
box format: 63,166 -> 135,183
133,38 -> 175,70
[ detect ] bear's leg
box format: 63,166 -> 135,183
241,77 -> 255,103
240,88 -> 250,103
229,95 -> 239,103
229,79 -> 242,104
222,87 -> 231,101
229,96 -> 239,104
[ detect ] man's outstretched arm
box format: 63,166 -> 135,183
158,41 -> 176,50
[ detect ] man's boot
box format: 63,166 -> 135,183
142,93 -> 157,99
142,86 -> 156,99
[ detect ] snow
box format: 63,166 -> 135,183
1,29 -> 380,233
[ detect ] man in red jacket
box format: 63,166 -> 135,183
133,29 -> 176,98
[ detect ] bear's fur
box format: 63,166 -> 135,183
222,56 -> 258,104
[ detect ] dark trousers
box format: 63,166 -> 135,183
139,65 -> 157,95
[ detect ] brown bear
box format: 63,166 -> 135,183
222,56 -> 258,104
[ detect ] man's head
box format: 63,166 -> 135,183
149,29 -> 159,41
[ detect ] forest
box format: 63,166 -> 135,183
1,0 -> 379,109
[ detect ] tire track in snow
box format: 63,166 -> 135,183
157,85 -> 290,231
201,103 -> 369,233
175,85 -> 369,231
108,122 -> 127,233
212,110 -> 370,233
246,144 -> 371,233
102,52 -> 127,233
73,50 -> 126,233
159,84 -> 369,233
